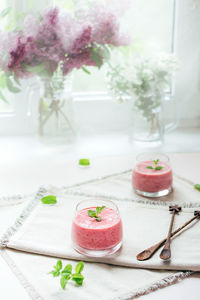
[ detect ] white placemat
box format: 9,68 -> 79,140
1,170 -> 199,299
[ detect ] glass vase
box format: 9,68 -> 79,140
130,93 -> 176,144
38,74 -> 76,144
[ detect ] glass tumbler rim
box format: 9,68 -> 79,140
135,152 -> 170,164
75,198 -> 120,214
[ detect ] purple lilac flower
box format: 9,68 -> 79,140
0,5 -> 129,78
87,5 -> 125,46
72,26 -> 92,54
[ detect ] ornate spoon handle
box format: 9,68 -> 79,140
137,210 -> 200,261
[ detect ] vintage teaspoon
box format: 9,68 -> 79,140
160,205 -> 182,260
137,210 -> 200,261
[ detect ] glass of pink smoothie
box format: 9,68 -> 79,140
72,199 -> 123,257
132,153 -> 173,197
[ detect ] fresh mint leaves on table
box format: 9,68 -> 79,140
146,159 -> 163,171
79,158 -> 90,166
41,195 -> 57,204
88,206 -> 106,222
49,260 -> 85,290
194,184 -> 200,192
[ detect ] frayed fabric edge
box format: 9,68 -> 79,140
64,189 -> 200,209
0,249 -> 44,300
0,187 -> 48,248
115,271 -> 193,300
0,248 -> 193,300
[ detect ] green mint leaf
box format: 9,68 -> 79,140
49,270 -> 60,277
95,216 -> 102,222
146,166 -> 153,169
60,275 -> 70,289
75,262 -> 84,274
79,158 -> 90,166
153,159 -> 159,165
88,210 -> 97,217
98,206 -> 106,213
96,206 -> 100,215
62,264 -> 72,275
41,195 -> 57,204
194,184 -> 200,192
54,260 -> 62,271
71,273 -> 84,286
155,166 -> 163,170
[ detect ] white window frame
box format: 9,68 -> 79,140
0,0 -> 199,135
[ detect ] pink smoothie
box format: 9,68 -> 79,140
72,207 -> 122,250
132,160 -> 172,193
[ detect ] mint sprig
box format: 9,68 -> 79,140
146,159 -> 163,171
49,261 -> 84,290
88,206 -> 106,222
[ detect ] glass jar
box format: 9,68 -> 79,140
132,153 -> 173,198
130,92 -> 177,145
72,199 -> 123,257
38,73 -> 76,144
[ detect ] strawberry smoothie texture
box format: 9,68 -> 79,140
72,207 -> 122,250
132,160 -> 172,193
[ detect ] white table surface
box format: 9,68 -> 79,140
0,127 -> 200,300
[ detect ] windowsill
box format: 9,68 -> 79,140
0,127 -> 199,162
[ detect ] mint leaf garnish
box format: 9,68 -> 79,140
55,260 -> 62,271
155,166 -> 163,170
87,206 -> 106,222
75,261 -> 84,274
146,166 -> 153,169
49,270 -> 60,277
71,273 -> 84,286
194,184 -> 200,192
49,261 -> 84,290
146,159 -> 163,171
60,275 -> 70,289
61,264 -> 72,276
41,195 -> 57,204
79,158 -> 90,166
153,159 -> 159,165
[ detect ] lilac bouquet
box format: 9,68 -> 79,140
0,5 -> 128,86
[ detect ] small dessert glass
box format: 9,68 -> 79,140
71,199 -> 123,257
132,153 -> 173,198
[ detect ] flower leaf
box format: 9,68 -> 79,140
82,66 -> 91,75
41,195 -> 57,204
0,7 -> 11,18
146,166 -> 153,169
6,77 -> 21,93
91,50 -> 103,69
